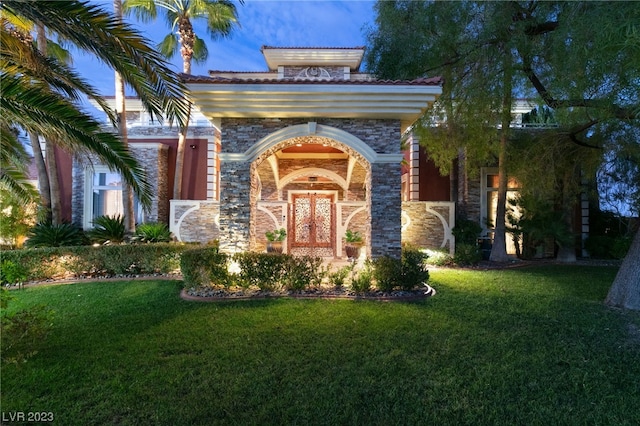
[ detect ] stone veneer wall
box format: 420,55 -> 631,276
370,162 -> 402,258
401,202 -> 455,253
72,143 -> 169,227
219,118 -> 401,256
172,201 -> 220,243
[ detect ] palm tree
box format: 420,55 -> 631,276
123,0 -> 241,199
113,0 -> 136,233
1,0 -> 191,209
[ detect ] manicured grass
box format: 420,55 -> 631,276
2,265 -> 639,425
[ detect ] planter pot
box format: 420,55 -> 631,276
266,241 -> 283,254
344,244 -> 361,260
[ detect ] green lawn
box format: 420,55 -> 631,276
2,265 -> 639,425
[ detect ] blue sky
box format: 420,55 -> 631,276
78,1 -> 377,97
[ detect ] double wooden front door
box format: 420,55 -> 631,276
290,193 -> 335,253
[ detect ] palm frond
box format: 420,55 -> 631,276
192,36 -> 209,64
158,32 -> 179,59
1,73 -> 153,208
0,125 -> 39,203
1,28 -> 117,124
3,0 -> 190,127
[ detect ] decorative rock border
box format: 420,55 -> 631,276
180,284 -> 436,302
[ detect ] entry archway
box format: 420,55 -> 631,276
249,123 -> 372,257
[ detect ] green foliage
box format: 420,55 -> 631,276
281,255 -> 324,292
400,248 -> 430,290
1,1 -> 195,208
508,195 -> 574,259
350,261 -> 373,293
372,256 -> 402,292
366,1 -> 640,266
180,247 -> 229,288
87,215 -> 125,244
585,209 -> 636,259
453,243 -> 482,266
265,228 -> 287,242
180,251 -> 327,293
0,260 -> 28,284
132,222 -> 172,243
0,244 -> 185,282
25,222 -> 87,248
585,235 -> 632,260
372,248 -> 430,292
0,189 -> 36,249
0,290 -> 53,364
233,252 -> 286,291
344,229 -> 363,243
328,265 -> 351,288
452,219 -> 482,245
423,249 -> 454,267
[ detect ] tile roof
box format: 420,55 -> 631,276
181,74 -> 443,86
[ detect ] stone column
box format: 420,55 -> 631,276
218,158 -> 251,253
369,161 -> 402,258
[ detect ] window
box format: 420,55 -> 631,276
481,168 -> 521,254
84,167 -> 143,228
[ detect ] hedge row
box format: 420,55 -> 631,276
180,247 -> 430,293
0,244 -> 187,284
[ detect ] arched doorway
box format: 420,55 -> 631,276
249,124 -> 373,258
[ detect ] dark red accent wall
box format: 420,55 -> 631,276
55,147 -> 73,223
419,148 -> 450,201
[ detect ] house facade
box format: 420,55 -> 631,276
66,46 -> 587,259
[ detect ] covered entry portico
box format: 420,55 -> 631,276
183,47 -> 442,258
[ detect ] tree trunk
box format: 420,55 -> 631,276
173,109 -> 191,200
47,142 -> 62,224
173,22 -> 195,200
556,168 -> 577,262
31,23 -> 54,224
114,0 -> 135,233
29,132 -> 51,223
490,131 -> 510,262
490,52 -> 512,262
605,229 -> 640,310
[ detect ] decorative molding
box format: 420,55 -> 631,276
296,67 -> 331,79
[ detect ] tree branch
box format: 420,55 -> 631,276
521,58 -> 638,121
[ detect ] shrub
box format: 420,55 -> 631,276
0,189 -> 36,249
400,248 -> 430,290
585,235 -> 632,259
281,255 -> 324,292
328,265 -> 351,288
87,215 -> 125,244
0,244 -> 185,282
132,222 -> 172,243
234,252 -> 287,291
454,243 -> 482,266
372,248 -> 430,292
350,261 -> 373,293
423,249 -> 453,266
25,222 -> 87,248
0,260 -> 29,285
452,219 -> 482,245
611,236 -> 632,259
372,256 -> 402,292
180,247 -> 229,288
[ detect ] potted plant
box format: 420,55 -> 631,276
265,228 -> 287,253
344,229 -> 363,260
